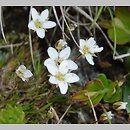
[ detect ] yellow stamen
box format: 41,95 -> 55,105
34,20 -> 42,28
56,72 -> 64,81
83,46 -> 90,54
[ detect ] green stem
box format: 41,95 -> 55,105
100,104 -> 112,124
107,7 -> 117,59
90,6 -> 104,29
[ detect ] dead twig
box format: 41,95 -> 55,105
0,42 -> 28,49
60,6 -> 79,48
57,104 -> 71,124
85,91 -> 98,124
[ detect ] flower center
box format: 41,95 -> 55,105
83,46 -> 90,54
56,72 -> 64,81
55,57 -> 62,65
34,20 -> 42,28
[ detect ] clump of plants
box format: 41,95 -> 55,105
0,6 -> 130,124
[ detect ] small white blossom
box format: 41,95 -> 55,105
79,37 -> 103,65
16,65 -> 33,82
28,8 -> 56,38
47,62 -> 79,94
113,102 -> 128,110
100,111 -> 114,121
44,46 -> 78,71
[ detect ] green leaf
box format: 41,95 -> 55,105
97,73 -> 121,103
103,82 -> 121,103
108,26 -> 130,45
108,17 -> 130,45
71,80 -> 105,106
99,20 -> 112,29
97,74 -> 109,87
122,74 -> 130,113
115,7 -> 130,31
100,7 -> 130,45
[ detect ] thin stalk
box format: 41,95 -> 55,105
107,7 -> 117,60
100,104 -> 112,124
0,6 -> 7,44
52,6 -> 69,40
28,6 -> 35,70
86,91 -> 98,124
90,6 -> 104,29
57,104 -> 71,124
60,6 -> 80,48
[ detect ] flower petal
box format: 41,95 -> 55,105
47,47 -> 58,60
79,49 -> 84,55
66,60 -> 78,70
49,76 -> 59,84
79,39 -> 86,49
59,47 -> 71,60
65,73 -> 79,83
119,102 -> 128,110
46,65 -> 58,75
44,58 -> 56,67
42,21 -> 56,29
85,53 -> 94,65
24,70 -> 33,78
93,47 -> 103,53
28,21 -> 36,30
59,61 -> 69,74
39,9 -> 49,22
61,60 -> 78,71
86,37 -> 96,46
17,65 -> 26,71
21,77 -> 26,82
31,8 -> 39,21
36,28 -> 45,38
107,111 -> 114,119
58,81 -> 68,94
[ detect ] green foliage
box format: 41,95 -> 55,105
0,51 -> 9,68
100,7 -> 130,45
34,56 -> 44,76
90,6 -> 104,29
0,104 -> 26,124
97,74 -> 121,103
71,74 -> 121,106
122,74 -> 130,113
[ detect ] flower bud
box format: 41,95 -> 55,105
100,111 -> 114,121
16,65 -> 33,82
55,39 -> 67,50
113,102 -> 128,111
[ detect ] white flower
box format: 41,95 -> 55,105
113,102 -> 128,110
55,39 -> 68,50
16,65 -> 33,82
47,61 -> 79,94
44,46 -> 78,71
79,37 -> 103,65
28,8 -> 56,38
100,111 -> 114,121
